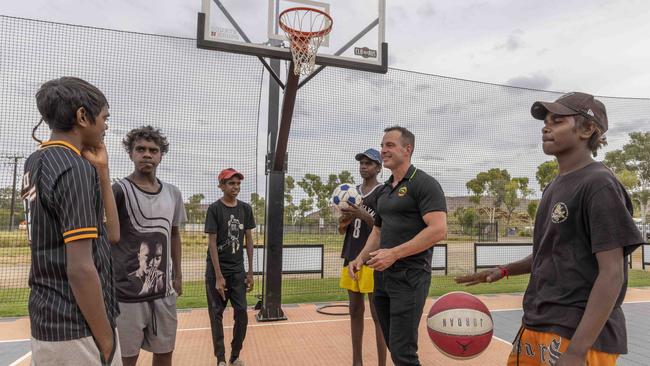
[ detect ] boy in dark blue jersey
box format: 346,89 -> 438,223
339,148 -> 387,366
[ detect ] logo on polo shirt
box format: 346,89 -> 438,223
398,186 -> 408,197
551,202 -> 568,223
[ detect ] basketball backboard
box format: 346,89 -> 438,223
198,0 -> 387,73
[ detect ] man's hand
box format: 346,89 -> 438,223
246,271 -> 254,293
172,276 -> 183,296
454,268 -> 504,286
215,275 -> 226,301
81,143 -> 109,170
367,248 -> 398,271
555,350 -> 587,366
348,258 -> 364,280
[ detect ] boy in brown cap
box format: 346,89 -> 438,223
456,92 -> 644,365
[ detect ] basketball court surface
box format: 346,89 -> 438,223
2,289 -> 649,366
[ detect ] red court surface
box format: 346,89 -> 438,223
3,288 -> 650,365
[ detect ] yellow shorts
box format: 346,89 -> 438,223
339,265 -> 374,293
507,327 -> 619,366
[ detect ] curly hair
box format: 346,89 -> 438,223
122,126 -> 170,155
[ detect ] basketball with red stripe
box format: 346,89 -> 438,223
426,291 -> 493,359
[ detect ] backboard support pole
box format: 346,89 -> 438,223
257,58 -> 288,322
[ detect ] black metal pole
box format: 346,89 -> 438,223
273,63 -> 300,172
9,157 -> 18,231
257,58 -> 288,321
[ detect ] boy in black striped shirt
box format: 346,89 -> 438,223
22,77 -> 122,365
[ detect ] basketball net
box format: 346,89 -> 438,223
279,7 -> 333,76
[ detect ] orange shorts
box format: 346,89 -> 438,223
507,327 -> 618,366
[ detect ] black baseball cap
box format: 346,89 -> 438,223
531,92 -> 608,132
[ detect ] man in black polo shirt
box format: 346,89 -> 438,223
349,126 -> 447,366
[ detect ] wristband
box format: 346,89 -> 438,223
497,265 -> 509,279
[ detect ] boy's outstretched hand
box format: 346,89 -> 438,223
454,268 -> 504,286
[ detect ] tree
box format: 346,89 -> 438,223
297,198 -> 314,225
250,193 -> 266,226
527,201 -> 539,224
453,207 -> 478,235
604,131 -> 650,229
0,187 -> 24,228
466,168 -> 511,223
297,171 -> 354,222
535,160 -> 559,191
503,177 -> 531,228
282,176 -> 299,224
185,193 -> 205,223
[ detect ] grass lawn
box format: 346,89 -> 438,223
4,271 -> 650,318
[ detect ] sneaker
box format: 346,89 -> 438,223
218,362 -> 227,366
230,359 -> 245,366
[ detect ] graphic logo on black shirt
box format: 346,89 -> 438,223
220,214 -> 244,254
398,186 -> 408,197
551,202 -> 568,223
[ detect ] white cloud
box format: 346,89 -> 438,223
506,72 -> 552,90
494,30 -> 524,52
0,0 -> 649,206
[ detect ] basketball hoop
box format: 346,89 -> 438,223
279,7 -> 333,76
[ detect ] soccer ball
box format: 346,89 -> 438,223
331,183 -> 362,208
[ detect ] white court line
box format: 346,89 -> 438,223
492,335 -> 513,346
490,308 -> 523,313
488,299 -> 650,313
0,338 -> 30,343
179,316 -> 357,332
5,301 -> 649,338
178,299 -> 650,332
621,300 -> 650,304
8,351 -> 31,366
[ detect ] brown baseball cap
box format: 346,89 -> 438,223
531,92 -> 608,132
218,168 -> 244,182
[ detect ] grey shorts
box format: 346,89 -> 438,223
116,294 -> 178,357
31,329 -> 122,366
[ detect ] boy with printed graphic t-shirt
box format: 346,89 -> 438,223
112,126 -> 187,366
205,168 -> 255,366
456,92 -> 644,366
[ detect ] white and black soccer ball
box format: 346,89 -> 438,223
331,183 -> 362,208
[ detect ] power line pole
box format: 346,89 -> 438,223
1,154 -> 25,231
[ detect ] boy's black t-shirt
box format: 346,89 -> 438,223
204,199 -> 255,277
523,162 -> 644,354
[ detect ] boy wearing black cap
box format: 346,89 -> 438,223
456,92 -> 644,365
339,148 -> 387,366
204,168 -> 255,366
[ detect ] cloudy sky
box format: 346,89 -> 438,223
2,0 -> 649,97
1,0 -> 649,205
